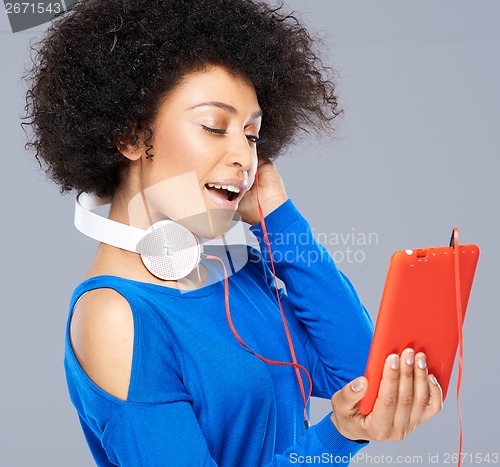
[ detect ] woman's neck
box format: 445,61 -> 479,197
84,186 -> 208,290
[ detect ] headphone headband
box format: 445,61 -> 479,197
74,192 -> 253,281
75,192 -> 147,253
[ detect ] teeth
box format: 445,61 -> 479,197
207,183 -> 240,194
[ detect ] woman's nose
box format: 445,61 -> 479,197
224,134 -> 256,171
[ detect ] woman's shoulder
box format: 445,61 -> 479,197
70,286 -> 134,401
65,274 -> 198,405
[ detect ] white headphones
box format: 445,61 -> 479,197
75,192 -> 250,281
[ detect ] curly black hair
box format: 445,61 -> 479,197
24,0 -> 341,197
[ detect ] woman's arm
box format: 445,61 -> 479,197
240,160 -> 373,395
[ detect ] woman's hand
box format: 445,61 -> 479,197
330,348 -> 443,442
237,159 -> 288,225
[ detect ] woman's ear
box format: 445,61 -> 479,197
116,132 -> 145,161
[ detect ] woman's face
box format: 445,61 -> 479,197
127,65 -> 261,238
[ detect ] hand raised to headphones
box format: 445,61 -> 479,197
237,159 -> 289,225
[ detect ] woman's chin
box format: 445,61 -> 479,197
175,209 -> 234,240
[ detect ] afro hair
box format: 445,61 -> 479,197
24,0 -> 341,196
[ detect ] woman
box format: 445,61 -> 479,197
24,0 -> 442,465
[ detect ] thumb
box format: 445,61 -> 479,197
330,377 -> 369,439
333,377 -> 368,410
348,376 -> 368,402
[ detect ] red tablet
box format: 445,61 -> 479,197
358,236 -> 480,416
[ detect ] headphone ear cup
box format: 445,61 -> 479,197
138,220 -> 202,281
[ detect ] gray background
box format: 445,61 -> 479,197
1,1 -> 498,465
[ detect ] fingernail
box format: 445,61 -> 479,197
429,374 -> 438,385
405,349 -> 415,365
417,354 -> 426,369
351,379 -> 363,392
390,354 -> 400,370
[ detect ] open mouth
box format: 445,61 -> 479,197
205,183 -> 240,202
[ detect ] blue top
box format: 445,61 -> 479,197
64,200 -> 374,466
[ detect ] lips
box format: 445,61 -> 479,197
204,178 -> 247,210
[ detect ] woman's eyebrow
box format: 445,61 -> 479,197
188,101 -> 262,120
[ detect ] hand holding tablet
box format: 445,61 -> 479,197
330,347 -> 442,442
359,230 -> 479,415
330,229 -> 478,448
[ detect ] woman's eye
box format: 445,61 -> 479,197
246,134 -> 260,144
202,125 -> 259,143
202,125 -> 227,135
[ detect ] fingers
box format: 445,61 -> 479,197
370,349 -> 439,441
392,349 -> 416,437
369,353 -> 401,438
407,353 -> 431,432
419,374 -> 443,424
330,351 -> 443,444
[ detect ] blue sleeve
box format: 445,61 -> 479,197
88,330 -> 368,466
104,401 -> 366,466
74,312 -> 367,466
250,199 -> 374,398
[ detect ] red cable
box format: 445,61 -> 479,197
205,169 -> 312,428
453,227 -> 464,467
205,253 -> 313,423
254,171 -> 312,424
